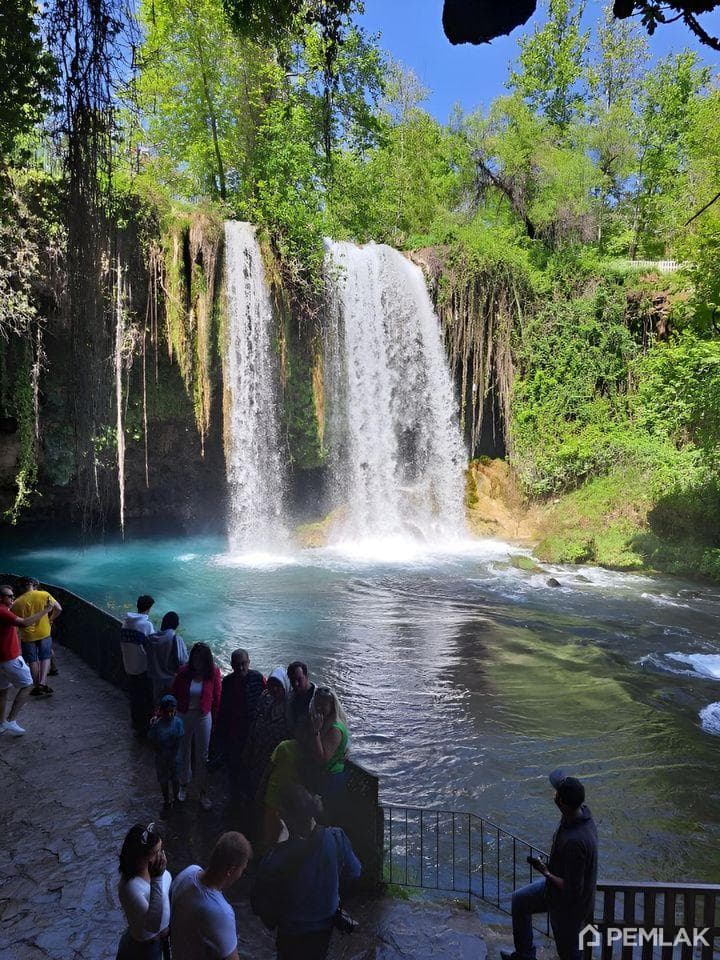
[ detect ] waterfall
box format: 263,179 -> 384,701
223,222 -> 287,552
324,241 -> 467,544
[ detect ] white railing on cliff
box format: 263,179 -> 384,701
611,259 -> 686,274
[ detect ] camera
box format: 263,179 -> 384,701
333,907 -> 359,935
527,855 -> 546,872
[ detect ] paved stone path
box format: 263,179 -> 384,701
2,646 -> 490,959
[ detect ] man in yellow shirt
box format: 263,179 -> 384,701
12,577 -> 62,697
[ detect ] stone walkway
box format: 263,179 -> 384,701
2,647 -> 490,959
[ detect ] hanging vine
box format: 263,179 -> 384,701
4,326 -> 43,522
155,208 -> 224,449
412,245 -> 535,456
47,0 -> 137,529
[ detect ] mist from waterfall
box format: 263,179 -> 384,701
223,221 -> 288,553
324,240 -> 467,546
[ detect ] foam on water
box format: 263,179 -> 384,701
699,701 -> 720,734
214,549 -> 299,571
666,652 -> 720,679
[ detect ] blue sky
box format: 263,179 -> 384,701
358,0 -> 720,121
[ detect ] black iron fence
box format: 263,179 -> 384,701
381,803 -> 720,958
382,803 -> 549,922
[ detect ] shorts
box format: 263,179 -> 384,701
0,656 -> 33,690
21,636 -> 52,663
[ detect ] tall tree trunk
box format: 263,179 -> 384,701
188,9 -> 227,200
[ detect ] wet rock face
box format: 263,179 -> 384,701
442,0 -> 536,45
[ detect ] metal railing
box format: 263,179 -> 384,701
381,804 -> 720,958
381,803 -> 549,926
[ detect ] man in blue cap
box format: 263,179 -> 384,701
501,768 -> 598,960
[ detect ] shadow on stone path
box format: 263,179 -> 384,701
1,646 -> 490,960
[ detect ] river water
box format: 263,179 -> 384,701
2,531 -> 719,884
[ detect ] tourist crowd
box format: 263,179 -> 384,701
117,594 -> 361,960
2,582 -> 599,960
116,783 -> 361,960
120,595 -> 350,826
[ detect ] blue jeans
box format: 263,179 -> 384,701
511,878 -> 582,960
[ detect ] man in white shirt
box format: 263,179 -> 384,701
170,831 -> 251,960
120,594 -> 155,736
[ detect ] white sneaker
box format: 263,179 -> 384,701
177,785 -> 187,802
199,793 -> 212,811
3,720 -> 26,736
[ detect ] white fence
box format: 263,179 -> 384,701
612,259 -> 685,274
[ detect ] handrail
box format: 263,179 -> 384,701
381,802 -> 720,958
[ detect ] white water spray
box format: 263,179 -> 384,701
324,241 -> 467,545
223,222 -> 287,552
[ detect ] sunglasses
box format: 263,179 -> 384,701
1,592 -> 14,599
141,822 -> 157,845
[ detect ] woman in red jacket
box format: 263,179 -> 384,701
171,642 -> 221,810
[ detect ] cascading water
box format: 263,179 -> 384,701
324,241 -> 467,545
223,222 -> 287,552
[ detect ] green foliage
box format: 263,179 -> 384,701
247,72 -> 327,287
4,349 -> 38,523
511,284 -> 639,493
508,0 -> 589,129
631,52 -> 711,256
0,1 -> 55,160
632,333 -> 720,461
0,168 -> 62,340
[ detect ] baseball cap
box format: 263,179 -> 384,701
159,694 -> 177,708
549,768 -> 585,807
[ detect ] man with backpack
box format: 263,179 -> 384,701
145,611 -> 189,704
252,784 -> 361,960
120,594 -> 155,736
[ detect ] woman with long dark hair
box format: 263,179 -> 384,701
116,822 -> 171,960
171,642 -> 221,810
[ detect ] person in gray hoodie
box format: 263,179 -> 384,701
145,612 -> 189,705
120,595 -> 155,736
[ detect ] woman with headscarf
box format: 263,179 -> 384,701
242,666 -> 291,800
116,822 -> 171,960
308,686 -> 350,824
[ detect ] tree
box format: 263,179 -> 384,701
469,94 -> 598,245
325,63 -> 473,246
0,0 -> 55,160
134,0 -> 263,201
630,51 -> 710,256
613,1 -> 720,52
586,5 -> 649,251
508,0 -> 589,130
